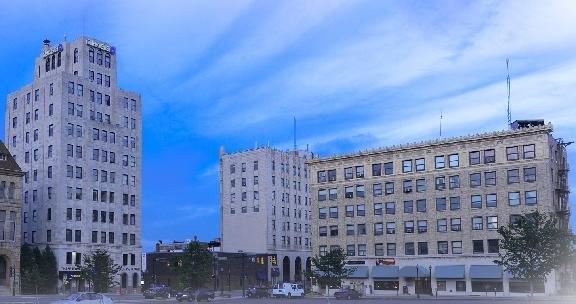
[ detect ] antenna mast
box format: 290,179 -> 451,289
506,58 -> 511,128
439,111 -> 443,138
293,116 -> 297,151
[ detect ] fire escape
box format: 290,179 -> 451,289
555,139 -> 572,230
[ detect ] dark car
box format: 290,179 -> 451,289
175,288 -> 195,302
334,288 -> 362,300
143,286 -> 172,299
247,286 -> 270,298
195,289 -> 215,301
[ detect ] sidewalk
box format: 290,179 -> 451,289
306,293 -> 576,301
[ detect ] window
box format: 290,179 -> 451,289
484,149 -> 495,163
524,167 -> 536,182
386,222 -> 396,234
318,189 -> 326,201
385,202 -> 395,215
488,239 -> 499,253
403,180 -> 412,193
452,241 -> 463,254
507,146 -> 519,160
344,167 -> 353,180
471,195 -> 482,209
449,154 -> 459,167
470,173 -> 481,187
346,224 -> 354,236
435,176 -> 445,190
328,188 -> 337,200
437,219 -> 447,232
66,229 -> 72,242
402,160 -> 412,173
485,171 -> 496,186
372,163 -> 382,176
416,199 -> 426,212
385,182 -> 394,195
435,155 -> 445,169
327,169 -> 336,181
469,151 -> 480,165
451,218 -> 461,231
403,200 -> 413,213
472,216 -> 483,230
374,203 -> 383,215
507,169 -> 519,184
384,162 -> 393,175
404,221 -> 414,233
449,175 -> 460,189
329,225 -> 338,236
438,241 -> 448,254
319,226 -> 327,237
415,158 -> 425,171
436,197 -> 446,211
356,204 -> 365,216
486,193 -> 497,208
416,179 -> 425,192
345,205 -> 353,217
357,224 -> 366,235
523,144 -> 535,159
405,242 -> 415,255
508,192 -> 520,206
347,245 -> 355,256
373,183 -> 382,196
374,222 -> 383,235
417,220 -> 427,233
417,242 -> 428,255
387,243 -> 396,256
345,187 -> 353,198
487,216 -> 498,230
450,196 -> 460,210
329,207 -> 338,218
525,190 -> 537,205
355,166 -> 364,178
356,185 -> 365,197
375,243 -> 384,256
471,240 -> 485,254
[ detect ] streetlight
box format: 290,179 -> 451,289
428,265 -> 432,296
416,264 -> 420,299
9,267 -> 16,296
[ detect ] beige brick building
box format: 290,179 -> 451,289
308,122 -> 570,296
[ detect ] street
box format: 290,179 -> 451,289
1,294 -> 575,304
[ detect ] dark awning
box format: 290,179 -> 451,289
399,265 -> 430,278
372,266 -> 399,279
345,266 -> 369,279
434,265 -> 465,279
470,265 -> 502,279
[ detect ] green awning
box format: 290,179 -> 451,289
434,265 -> 465,279
345,266 -> 369,279
470,265 -> 502,279
399,265 -> 430,278
372,266 -> 399,279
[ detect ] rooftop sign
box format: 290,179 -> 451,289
42,44 -> 63,58
86,39 -> 116,54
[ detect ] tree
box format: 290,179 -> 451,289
495,211 -> 575,297
20,244 -> 41,294
38,246 -> 58,293
311,248 -> 352,289
170,241 -> 213,290
78,249 -> 121,293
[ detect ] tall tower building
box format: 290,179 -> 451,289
220,147 -> 313,283
5,37 -> 141,292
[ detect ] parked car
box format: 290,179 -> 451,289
176,287 -> 195,302
143,286 -> 172,299
50,292 -> 113,304
247,286 -> 270,298
195,288 -> 215,301
334,288 -> 362,300
272,283 -> 305,298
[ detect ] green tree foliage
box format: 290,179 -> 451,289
78,249 -> 121,293
20,244 -> 58,294
311,248 -> 351,289
170,241 -> 214,290
495,211 -> 575,296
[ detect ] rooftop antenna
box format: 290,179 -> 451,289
293,116 -> 297,151
506,58 -> 512,128
439,110 -> 443,138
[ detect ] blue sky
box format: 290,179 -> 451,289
1,0 -> 575,251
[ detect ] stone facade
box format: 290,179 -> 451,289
5,37 -> 142,293
220,147 -> 313,284
308,124 -> 570,296
0,142 -> 24,295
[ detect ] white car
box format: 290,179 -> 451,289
272,282 -> 305,298
51,292 -> 114,304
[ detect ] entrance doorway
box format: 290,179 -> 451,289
282,257 -> 290,282
294,257 -> 302,282
415,278 -> 432,295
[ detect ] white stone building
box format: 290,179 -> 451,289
220,146 -> 313,284
308,122 -> 570,296
5,37 -> 142,292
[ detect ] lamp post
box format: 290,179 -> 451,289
416,264 -> 420,299
9,267 -> 15,296
428,265 -> 432,296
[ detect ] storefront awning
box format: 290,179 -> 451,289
345,266 -> 369,279
398,265 -> 430,278
372,266 -> 399,279
434,265 -> 465,279
470,265 -> 502,279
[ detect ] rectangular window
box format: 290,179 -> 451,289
451,218 -> 461,231
416,199 -> 426,212
402,160 -> 412,173
387,243 -> 396,256
345,186 -> 353,198
328,188 -> 337,200
375,243 -> 384,256
405,242 -> 415,255
417,220 -> 427,233
374,203 -> 383,216
437,219 -> 447,232
357,224 -> 366,235
329,225 -> 338,236
327,169 -> 336,181
438,241 -> 448,254
355,166 -> 364,178
507,169 -> 519,184
449,154 -> 459,167
374,223 -> 383,235
345,205 -> 353,217
507,146 -> 519,160
508,192 -> 520,206
487,216 -> 498,230
523,144 -> 535,159
473,240 -> 484,254
373,183 -> 382,196
415,158 -> 425,171
436,197 -> 446,211
469,151 -> 480,165
488,239 -> 499,253
449,175 -> 460,189
450,196 -> 460,210
470,173 -> 481,187
386,222 -> 396,234
435,155 -> 445,169
525,190 -> 537,205
472,216 -> 483,230
404,221 -> 414,233
356,185 -> 365,197
485,171 -> 496,185
356,204 -> 365,216
524,167 -> 536,182
347,245 -> 355,256
384,162 -> 393,175
318,189 -> 327,201
417,242 -> 428,255
484,149 -> 495,163
385,182 -> 394,195
435,176 -> 445,190
452,241 -> 463,254
471,195 -> 482,209
416,179 -> 425,192
329,207 -> 338,219
403,201 -> 413,214
385,202 -> 395,215
344,167 -> 353,180
486,193 -> 497,207
403,180 -> 412,193
372,163 -> 382,176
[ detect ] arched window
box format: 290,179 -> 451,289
74,48 -> 78,63
45,57 -> 50,72
121,273 -> 127,288
97,50 -> 103,65
51,54 -> 55,69
105,53 -> 111,68
89,48 -> 94,63
57,52 -> 61,67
